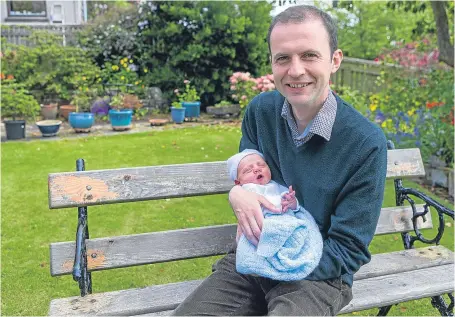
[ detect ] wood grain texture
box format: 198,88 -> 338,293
50,224 -> 236,276
48,260 -> 454,316
386,148 -> 425,178
48,149 -> 425,209
48,161 -> 232,209
50,205 -> 431,276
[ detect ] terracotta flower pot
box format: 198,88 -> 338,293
59,105 -> 77,121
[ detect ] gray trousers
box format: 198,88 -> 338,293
172,253 -> 352,316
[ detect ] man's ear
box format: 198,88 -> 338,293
331,49 -> 343,74
234,180 -> 240,185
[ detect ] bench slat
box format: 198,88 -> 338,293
48,149 -> 425,209
48,254 -> 454,316
50,205 -> 432,276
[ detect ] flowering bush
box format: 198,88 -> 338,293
366,37 -> 454,167
101,57 -> 145,95
375,37 -> 441,68
365,70 -> 453,166
229,72 -> 275,113
172,80 -> 200,108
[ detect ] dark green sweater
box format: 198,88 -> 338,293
240,90 -> 387,287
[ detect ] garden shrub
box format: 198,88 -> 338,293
1,30 -> 102,103
77,1 -> 273,107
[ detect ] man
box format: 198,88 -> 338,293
173,5 -> 387,316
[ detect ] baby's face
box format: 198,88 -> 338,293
237,154 -> 271,185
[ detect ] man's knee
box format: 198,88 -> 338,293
267,278 -> 352,316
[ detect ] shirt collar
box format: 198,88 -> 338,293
281,90 -> 337,143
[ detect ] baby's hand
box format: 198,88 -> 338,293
281,185 -> 297,212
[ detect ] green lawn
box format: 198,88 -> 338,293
1,124 -> 453,316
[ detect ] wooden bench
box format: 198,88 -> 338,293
48,146 -> 454,316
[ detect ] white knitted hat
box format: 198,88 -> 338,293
227,149 -> 264,181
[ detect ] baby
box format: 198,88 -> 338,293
227,149 -> 323,281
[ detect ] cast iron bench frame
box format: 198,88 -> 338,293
48,142 -> 454,316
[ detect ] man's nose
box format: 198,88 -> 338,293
288,57 -> 306,78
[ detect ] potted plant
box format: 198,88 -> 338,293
108,93 -> 137,131
206,100 -> 241,118
170,101 -> 186,124
175,80 -> 200,120
1,80 -> 40,140
68,89 -> 96,133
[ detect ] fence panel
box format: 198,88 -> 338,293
1,24 -> 84,47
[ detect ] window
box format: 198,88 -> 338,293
7,1 -> 47,17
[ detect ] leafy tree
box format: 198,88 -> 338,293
386,1 -> 453,67
322,1 -> 435,59
78,1 -> 272,107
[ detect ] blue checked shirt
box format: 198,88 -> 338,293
281,91 -> 337,147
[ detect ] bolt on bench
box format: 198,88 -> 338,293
48,145 -> 454,316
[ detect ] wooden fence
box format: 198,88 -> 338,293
1,24 -> 84,46
331,57 -> 394,93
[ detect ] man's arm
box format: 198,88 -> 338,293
306,131 -> 387,280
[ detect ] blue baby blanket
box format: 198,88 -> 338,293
236,207 -> 323,281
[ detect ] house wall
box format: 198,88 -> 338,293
1,0 -> 85,25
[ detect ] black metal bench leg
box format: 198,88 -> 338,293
72,159 -> 92,296
431,294 -> 454,316
377,305 -> 392,316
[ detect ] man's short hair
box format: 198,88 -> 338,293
267,5 -> 338,57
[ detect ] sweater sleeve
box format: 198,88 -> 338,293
305,130 -> 387,281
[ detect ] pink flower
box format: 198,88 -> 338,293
230,85 -> 236,90
174,89 -> 179,94
241,95 -> 247,100
230,78 -> 237,84
183,80 -> 190,84
232,94 -> 238,99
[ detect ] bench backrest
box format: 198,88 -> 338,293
48,148 -> 425,209
49,148 -> 430,277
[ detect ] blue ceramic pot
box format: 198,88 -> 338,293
69,112 -> 95,132
36,120 -> 62,137
171,107 -> 186,124
182,101 -> 201,118
108,109 -> 133,130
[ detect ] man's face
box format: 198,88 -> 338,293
270,19 -> 342,111
236,154 -> 272,186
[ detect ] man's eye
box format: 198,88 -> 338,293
276,56 -> 288,62
303,53 -> 317,59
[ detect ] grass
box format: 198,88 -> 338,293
1,124 -> 453,316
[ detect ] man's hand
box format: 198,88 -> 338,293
229,185 -> 281,246
281,185 -> 297,212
